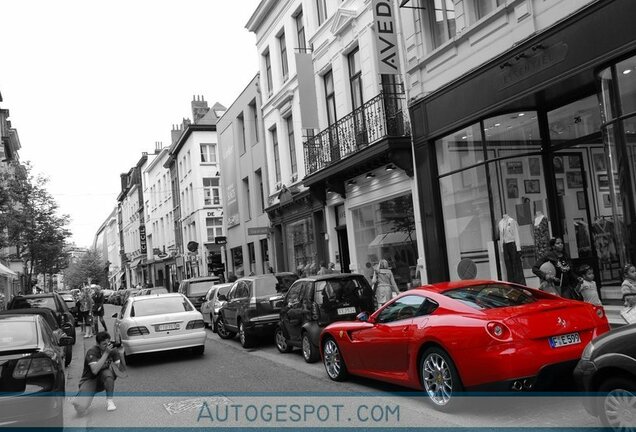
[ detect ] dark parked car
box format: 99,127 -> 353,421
59,292 -> 80,324
178,276 -> 221,310
275,273 -> 375,362
0,307 -> 74,367
8,293 -> 76,342
217,274 -> 284,348
574,323 -> 636,429
0,314 -> 72,428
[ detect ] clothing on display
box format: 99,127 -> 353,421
533,212 -> 550,261
498,214 -> 526,285
591,217 -> 617,263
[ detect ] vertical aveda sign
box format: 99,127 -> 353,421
373,0 -> 401,74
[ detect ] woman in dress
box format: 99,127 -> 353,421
532,237 -> 578,298
372,259 -> 400,309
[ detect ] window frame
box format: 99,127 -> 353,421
295,9 -> 306,50
286,115 -> 298,176
279,31 -> 289,81
264,50 -> 273,96
271,126 -> 282,183
324,70 -> 337,126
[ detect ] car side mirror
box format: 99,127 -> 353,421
58,335 -> 74,346
356,311 -> 369,322
111,312 -> 118,318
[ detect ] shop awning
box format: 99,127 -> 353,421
368,232 -> 414,248
129,257 -> 143,269
0,262 -> 17,277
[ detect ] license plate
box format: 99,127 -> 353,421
549,332 -> 581,348
337,307 -> 356,315
158,323 -> 179,331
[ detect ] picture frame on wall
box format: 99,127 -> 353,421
593,153 -> 607,172
576,191 -> 586,210
506,178 -> 519,199
506,161 -> 523,175
566,171 -> 583,188
553,156 -> 564,174
529,157 -> 541,176
524,179 -> 541,194
556,178 -> 565,195
568,155 -> 582,169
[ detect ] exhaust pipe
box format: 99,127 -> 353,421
511,380 -> 523,391
523,379 -> 533,390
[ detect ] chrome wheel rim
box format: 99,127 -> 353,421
217,319 -> 227,337
302,336 -> 311,360
323,339 -> 341,379
604,389 -> 636,430
239,323 -> 246,345
422,353 -> 453,406
275,329 -> 288,351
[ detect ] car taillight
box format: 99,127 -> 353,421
311,302 -> 319,321
186,320 -> 205,329
127,326 -> 149,336
486,322 -> 511,340
13,358 -> 54,379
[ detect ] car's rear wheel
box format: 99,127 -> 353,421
238,321 -> 254,348
322,337 -> 348,381
420,347 -> 463,411
598,377 -> 636,429
216,317 -> 235,339
302,332 -> 319,363
192,345 -> 205,356
275,326 -> 293,353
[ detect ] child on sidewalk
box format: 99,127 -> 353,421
576,264 -> 602,305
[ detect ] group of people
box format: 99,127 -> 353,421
531,236 -> 636,309
76,283 -> 108,338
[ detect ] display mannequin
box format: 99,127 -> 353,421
498,214 -> 526,285
533,211 -> 550,260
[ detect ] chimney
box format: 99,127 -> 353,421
155,141 -> 162,154
191,94 -> 209,124
171,124 -> 182,145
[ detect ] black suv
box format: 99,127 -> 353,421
574,323 -> 636,429
178,276 -> 221,310
216,274 -> 285,348
275,273 -> 375,362
8,293 -> 76,342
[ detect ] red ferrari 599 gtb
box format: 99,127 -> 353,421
320,280 -> 609,410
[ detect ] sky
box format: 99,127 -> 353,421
0,0 -> 261,247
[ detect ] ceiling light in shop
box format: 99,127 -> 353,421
623,69 -> 632,75
495,123 -> 501,127
461,136 -> 467,139
518,113 -> 525,117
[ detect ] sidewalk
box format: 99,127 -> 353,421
603,303 -> 626,328
64,327 -> 88,428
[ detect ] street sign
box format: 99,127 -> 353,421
214,236 -> 227,245
247,227 -> 271,236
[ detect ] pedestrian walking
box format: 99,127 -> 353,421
621,263 -> 636,307
317,262 -> 329,275
91,284 -> 107,333
372,259 -> 400,309
78,285 -> 94,338
72,331 -> 126,415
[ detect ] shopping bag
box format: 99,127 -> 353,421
620,306 -> 636,324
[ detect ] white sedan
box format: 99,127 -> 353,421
112,293 -> 207,359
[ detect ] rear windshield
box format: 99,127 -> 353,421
151,288 -> 169,294
0,321 -> 37,348
315,277 -> 372,305
255,279 -> 279,297
131,297 -> 194,317
443,284 -> 537,310
11,297 -> 56,311
61,295 -> 74,302
188,281 -> 215,296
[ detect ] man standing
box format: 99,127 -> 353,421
72,331 -> 125,415
91,284 -> 107,333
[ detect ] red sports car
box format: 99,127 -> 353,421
320,280 -> 609,410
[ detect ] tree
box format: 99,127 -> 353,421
62,249 -> 108,289
0,163 -> 72,291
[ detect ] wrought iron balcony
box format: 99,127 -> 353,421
303,92 -> 410,176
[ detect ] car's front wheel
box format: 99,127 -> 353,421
302,333 -> 319,363
275,326 -> 292,353
420,347 -> 463,411
211,314 -> 217,333
216,317 -> 235,339
322,337 -> 348,381
598,377 -> 636,429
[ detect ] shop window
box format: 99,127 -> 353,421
436,123 -> 483,175
548,96 -> 601,142
248,242 -> 256,275
351,193 -> 418,291
483,111 -> 540,156
231,246 -> 244,277
286,217 -> 316,276
616,57 -> 636,115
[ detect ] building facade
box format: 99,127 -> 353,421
166,97 -> 227,280
401,0 -> 636,300
218,74 -> 271,277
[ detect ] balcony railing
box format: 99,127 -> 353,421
303,92 -> 410,176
